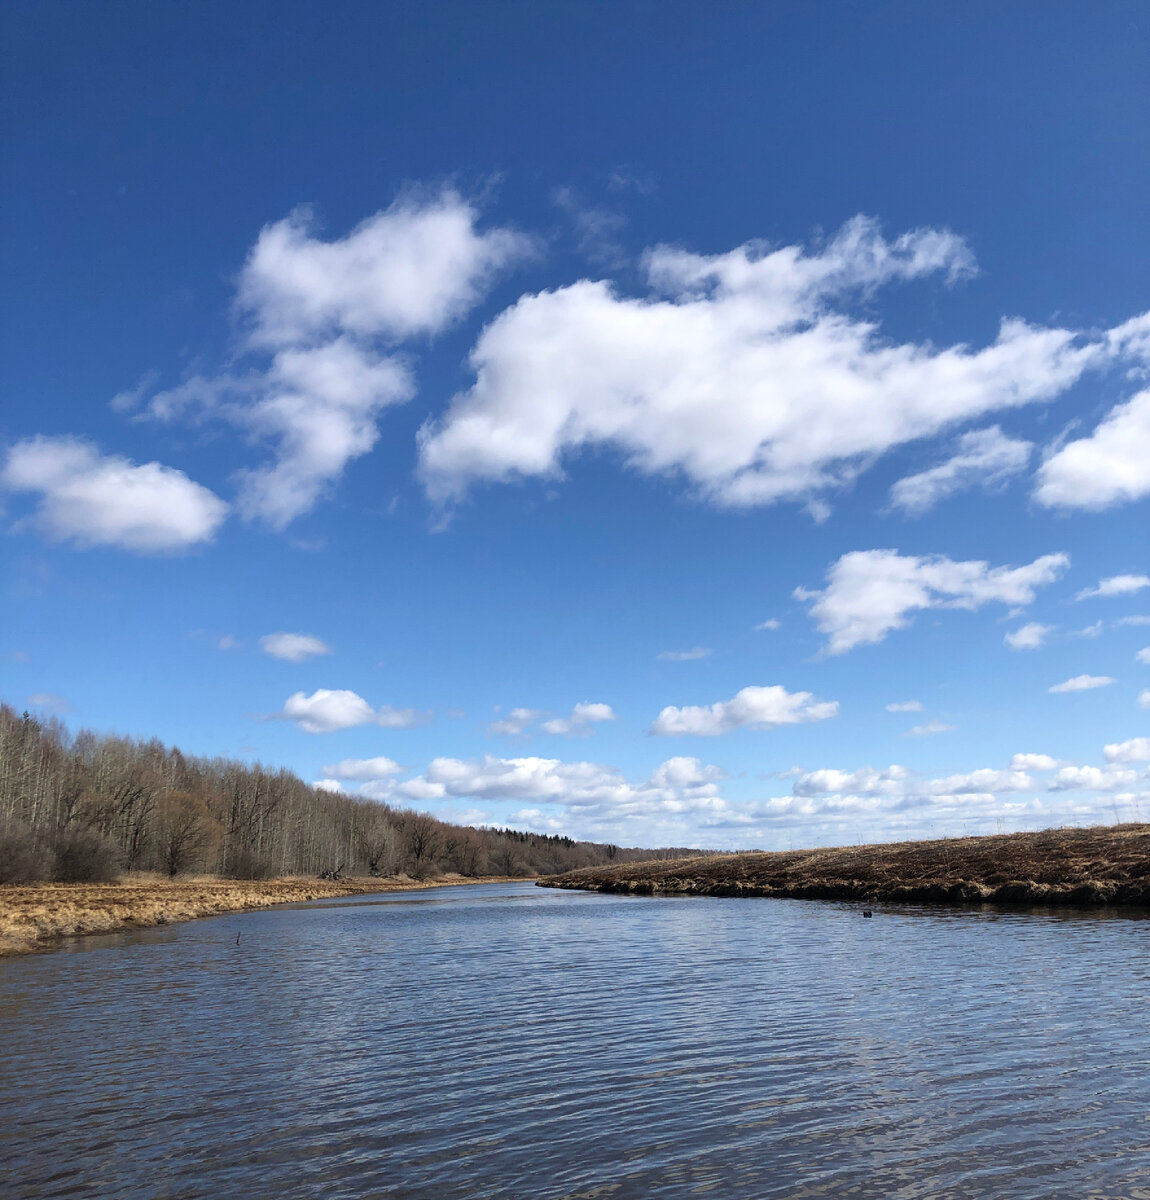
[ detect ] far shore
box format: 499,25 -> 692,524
537,823 -> 1150,909
0,873 -> 519,959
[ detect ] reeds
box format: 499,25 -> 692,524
0,873 -> 481,958
540,823 -> 1150,908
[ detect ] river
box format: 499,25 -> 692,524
2,881 -> 1149,1198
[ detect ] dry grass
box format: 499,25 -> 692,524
0,873 -> 503,958
540,824 -> 1150,908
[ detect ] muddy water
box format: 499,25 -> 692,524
2,882 -> 1149,1198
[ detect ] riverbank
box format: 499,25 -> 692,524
538,823 -> 1150,907
0,874 -> 514,958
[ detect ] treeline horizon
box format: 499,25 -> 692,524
0,703 -> 711,884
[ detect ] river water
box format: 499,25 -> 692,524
2,882 -> 1149,1199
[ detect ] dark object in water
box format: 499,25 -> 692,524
236,931 -> 242,944
862,911 -> 872,918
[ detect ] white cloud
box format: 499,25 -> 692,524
1005,622 -> 1054,650
793,765 -> 909,797
1141,690 -> 1150,710
217,635 -> 240,651
651,684 -> 838,736
1010,753 -> 1059,771
1103,738 -> 1150,764
929,769 -> 1033,794
1035,388 -> 1150,510
540,702 -> 617,735
279,688 -> 427,733
907,721 -> 956,736
489,702 -> 617,737
885,700 -> 923,712
1137,648 -> 1150,665
755,618 -> 781,631
487,707 -> 543,736
394,753 -> 731,840
147,191 -> 531,528
313,778 -> 346,794
153,339 -> 414,529
26,692 -> 72,714
1048,674 -> 1115,694
797,548 -> 1069,654
321,756 -> 404,781
237,189 -> 534,346
260,632 -> 333,662
657,647 -> 712,661
1075,574 -> 1150,601
1076,621 -> 1104,639
1117,615 -> 1150,627
234,340 -> 414,527
1,437 -> 227,552
419,216 -> 1106,510
1049,765 -> 1139,791
889,425 -> 1031,515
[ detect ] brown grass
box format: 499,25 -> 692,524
0,873 -> 509,958
539,823 -> 1150,908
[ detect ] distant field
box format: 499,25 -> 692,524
539,824 -> 1150,908
0,874 -> 502,958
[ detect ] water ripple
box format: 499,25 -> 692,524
2,884 -> 1150,1198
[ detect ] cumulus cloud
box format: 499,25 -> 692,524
279,688 -> 428,733
1010,753 -> 1059,771
418,216 -> 1113,511
147,191 -> 530,528
797,548 -> 1069,654
1048,674 -> 1115,694
1049,765 -> 1140,791
152,339 -> 414,529
1005,622 -> 1054,650
1075,574 -> 1150,601
755,618 -> 781,631
657,647 -> 712,661
487,707 -> 544,736
651,684 -> 838,736
1137,648 -> 1150,665
1141,690 -> 1150,710
888,425 -> 1031,515
1104,738 -> 1150,764
1,437 -> 227,552
489,702 -> 616,736
321,756 -> 404,780
1035,388 -> 1150,510
260,632 -> 333,662
907,721 -> 956,736
540,702 -> 616,735
391,753 -> 731,839
885,700 -> 923,712
793,765 -> 910,797
237,190 -> 534,346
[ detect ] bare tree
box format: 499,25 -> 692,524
154,791 -> 220,877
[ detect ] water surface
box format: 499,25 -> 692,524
2,882 -> 1149,1198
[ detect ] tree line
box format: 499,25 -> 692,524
0,703 -> 706,883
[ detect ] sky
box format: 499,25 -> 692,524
2,0 -> 1149,850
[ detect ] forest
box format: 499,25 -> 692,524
0,703 -> 702,884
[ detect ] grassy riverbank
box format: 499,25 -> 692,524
0,874 -> 511,958
539,824 -> 1150,907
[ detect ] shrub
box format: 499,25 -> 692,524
53,827 -> 122,883
223,848 -> 275,880
0,823 -> 54,883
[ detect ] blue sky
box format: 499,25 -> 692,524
3,1 -> 1149,848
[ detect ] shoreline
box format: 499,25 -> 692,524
537,823 -> 1150,909
0,874 -> 518,959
